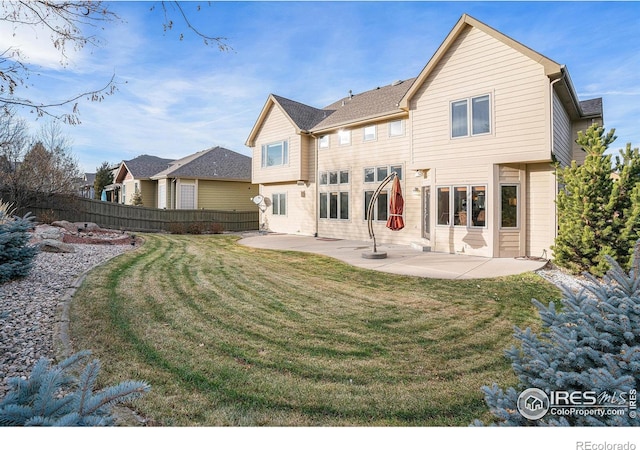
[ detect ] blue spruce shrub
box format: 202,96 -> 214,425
0,212 -> 39,284
0,350 -> 150,426
475,241 -> 640,426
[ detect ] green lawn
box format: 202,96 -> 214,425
69,234 -> 560,426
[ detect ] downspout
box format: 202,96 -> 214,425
314,133 -> 319,237
550,72 -> 564,250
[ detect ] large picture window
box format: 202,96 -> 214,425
319,191 -> 349,220
451,94 -> 491,138
261,141 -> 288,167
437,185 -> 487,228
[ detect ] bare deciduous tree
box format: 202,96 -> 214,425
1,1 -> 229,124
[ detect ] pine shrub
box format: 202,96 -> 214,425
0,350 -> 150,426
475,242 -> 640,426
0,211 -> 38,284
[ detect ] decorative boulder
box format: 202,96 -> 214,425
73,222 -> 100,232
34,225 -> 63,241
38,239 -> 75,253
51,220 -> 76,233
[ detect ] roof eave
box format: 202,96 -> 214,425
245,95 -> 303,147
311,110 -> 408,134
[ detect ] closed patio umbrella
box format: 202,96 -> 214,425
386,175 -> 404,231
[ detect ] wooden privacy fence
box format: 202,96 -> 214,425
2,191 -> 258,233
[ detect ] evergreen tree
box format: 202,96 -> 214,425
611,144 -> 640,268
0,206 -> 38,284
475,242 -> 640,426
0,351 -> 150,426
553,124 -> 618,275
93,161 -> 114,200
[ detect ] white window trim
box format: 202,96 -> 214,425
178,181 -> 197,210
338,129 -> 351,146
363,125 -> 377,142
261,140 -> 289,168
389,119 -> 404,137
436,184 -> 488,229
319,190 -> 350,221
272,192 -> 287,216
450,94 -> 492,139
499,184 -> 520,230
364,190 -> 390,222
318,135 -> 329,149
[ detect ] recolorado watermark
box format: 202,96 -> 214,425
576,442 -> 636,450
516,387 -> 637,421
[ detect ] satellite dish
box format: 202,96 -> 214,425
252,195 -> 264,205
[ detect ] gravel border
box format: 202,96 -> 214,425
0,243 -> 134,396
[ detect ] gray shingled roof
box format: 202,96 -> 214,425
313,78 -> 416,131
580,98 -> 603,117
160,146 -> 251,181
271,79 -> 416,133
272,95 -> 327,131
124,155 -> 174,178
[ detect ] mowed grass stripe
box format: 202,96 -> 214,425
70,234 -> 559,425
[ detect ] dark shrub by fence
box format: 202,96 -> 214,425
1,191 -> 258,233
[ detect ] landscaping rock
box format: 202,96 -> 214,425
51,220 -> 76,232
37,239 -> 76,253
73,222 -> 100,232
34,225 -> 63,241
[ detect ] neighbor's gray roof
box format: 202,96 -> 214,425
579,98 -> 603,117
155,146 -> 251,181
124,155 -> 174,178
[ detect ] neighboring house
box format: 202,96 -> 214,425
246,14 -> 603,258
150,146 -> 257,210
110,155 -> 174,207
78,172 -> 96,199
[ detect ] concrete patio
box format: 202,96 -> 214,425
238,234 -> 549,279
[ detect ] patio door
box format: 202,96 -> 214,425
422,186 -> 430,240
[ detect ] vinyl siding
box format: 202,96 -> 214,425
140,180 -> 157,208
526,163 -> 555,258
260,183 -> 315,235
553,91 -> 572,167
197,180 -> 258,211
571,118 -> 599,165
410,26 -> 551,168
251,104 -> 304,184
431,165 -> 491,256
497,164 -> 524,257
316,117 -> 420,245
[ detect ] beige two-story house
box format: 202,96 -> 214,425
246,14 -> 603,258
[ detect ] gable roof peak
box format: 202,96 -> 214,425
399,13 -> 562,109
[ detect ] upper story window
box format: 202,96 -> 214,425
338,129 -> 351,146
451,94 -> 491,138
318,135 -> 329,149
261,140 -> 288,167
389,120 -> 404,137
363,125 -> 376,141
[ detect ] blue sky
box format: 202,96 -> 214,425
5,1 -> 640,173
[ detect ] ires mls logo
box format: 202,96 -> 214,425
517,388 -> 550,420
517,388 -> 637,420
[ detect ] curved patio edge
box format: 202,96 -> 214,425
238,234 -> 548,279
